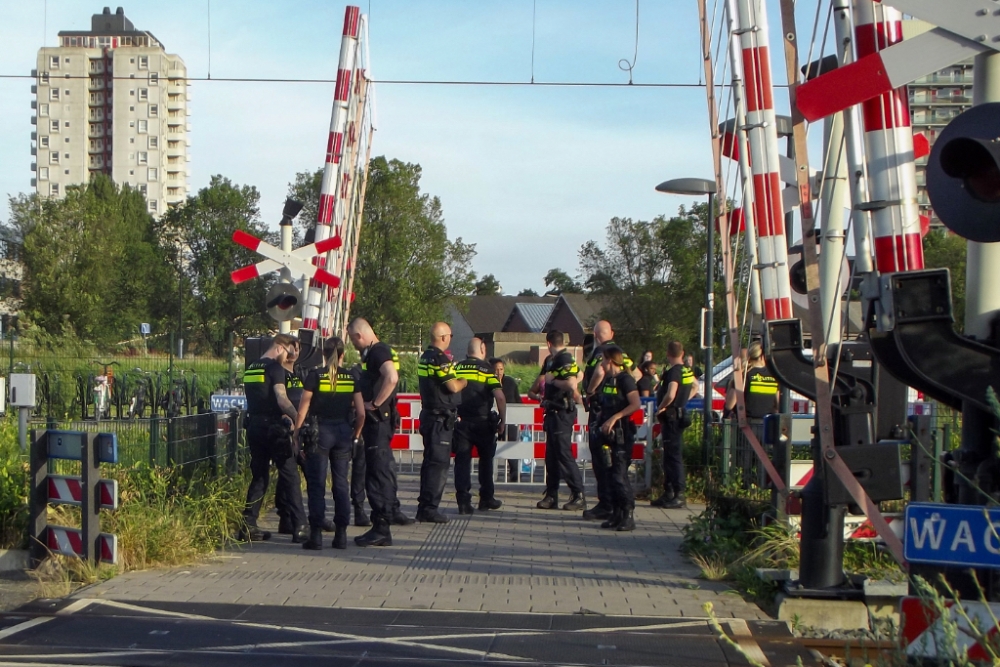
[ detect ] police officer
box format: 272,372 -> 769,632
416,322 -> 467,523
240,333 -> 307,542
653,341 -> 695,510
744,342 -> 779,419
453,338 -> 507,514
276,338 -> 318,536
347,318 -> 414,547
582,320 -> 636,521
294,336 -> 363,550
595,346 -> 641,531
529,329 -> 586,511
348,364 -> 373,528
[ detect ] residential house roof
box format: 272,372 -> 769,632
504,302 -> 555,333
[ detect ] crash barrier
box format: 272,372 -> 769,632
390,394 -> 657,486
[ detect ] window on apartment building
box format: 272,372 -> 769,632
139,184 -> 148,196
137,120 -> 148,133
138,56 -> 149,69
149,72 -> 158,85
38,104 -> 49,117
49,88 -> 59,101
89,155 -> 99,167
39,136 -> 49,148
138,88 -> 148,101
148,136 -> 158,149
38,167 -> 49,180
63,89 -> 70,97
149,104 -> 158,118
50,151 -> 59,164
40,72 -> 49,85
63,153 -> 69,160
129,106 -> 135,112
49,56 -> 59,69
50,120 -> 59,133
50,183 -> 59,196
138,152 -> 148,165
63,121 -> 69,128
147,167 -> 158,180
148,200 -> 158,213
64,137 -> 70,143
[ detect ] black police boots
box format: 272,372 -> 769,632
237,524 -> 271,542
354,505 -> 372,527
536,495 -> 558,510
562,493 -> 587,511
277,517 -> 294,535
616,509 -> 636,532
662,495 -> 687,510
479,497 -> 503,511
582,501 -> 613,521
355,517 -> 392,547
391,509 -> 416,526
302,526 -> 323,550
601,507 -> 623,529
457,502 -> 475,515
650,488 -> 675,508
291,525 -> 309,544
322,518 -> 336,532
416,508 -> 449,524
332,525 -> 348,550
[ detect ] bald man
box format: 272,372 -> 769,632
415,322 -> 467,523
581,320 -> 637,521
347,318 -> 413,547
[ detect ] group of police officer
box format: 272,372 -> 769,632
238,317 -> 772,548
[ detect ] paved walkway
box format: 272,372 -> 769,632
79,475 -> 765,621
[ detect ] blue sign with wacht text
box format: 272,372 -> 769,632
904,502 -> 1000,569
210,394 -> 247,413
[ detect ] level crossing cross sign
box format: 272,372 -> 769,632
904,502 -> 1000,569
230,229 -> 342,287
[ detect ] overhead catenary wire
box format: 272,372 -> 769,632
617,0 -> 639,84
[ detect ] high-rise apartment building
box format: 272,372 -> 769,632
30,7 -> 189,215
908,60 -> 974,229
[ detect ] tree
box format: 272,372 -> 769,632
349,157 -> 476,335
578,204 -> 715,356
474,274 -> 502,296
517,288 -> 539,297
157,176 -> 275,356
543,268 -> 583,295
922,228 -> 967,332
7,175 -> 171,346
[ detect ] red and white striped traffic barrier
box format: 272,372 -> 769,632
301,5 -> 361,334
48,475 -> 118,510
46,525 -> 117,565
230,229 -> 342,287
733,0 -> 793,321
900,596 -> 1000,662
854,0 -> 923,273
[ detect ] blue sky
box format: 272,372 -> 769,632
0,0 -> 813,296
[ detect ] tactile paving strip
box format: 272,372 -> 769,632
404,518 -> 471,572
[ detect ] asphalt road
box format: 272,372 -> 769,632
0,597 -> 815,666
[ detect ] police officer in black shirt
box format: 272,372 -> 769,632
276,339 -> 316,536
240,333 -> 307,542
653,341 -> 696,510
637,360 -> 659,397
454,338 -> 507,514
529,329 -> 586,511
595,346 -> 641,531
416,322 -> 467,523
347,318 -> 414,547
582,320 -> 636,520
743,342 -> 779,419
294,336 -> 363,550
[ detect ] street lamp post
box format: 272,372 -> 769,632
655,178 -> 717,465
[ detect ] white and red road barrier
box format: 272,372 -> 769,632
788,513 -> 905,543
48,475 -> 118,510
900,596 -> 1000,662
46,525 -> 117,565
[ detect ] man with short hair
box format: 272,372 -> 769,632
454,339 -> 507,513
240,333 -> 307,542
529,329 -> 586,511
581,320 -> 635,520
416,322 -> 467,523
653,341 -> 696,509
348,318 -> 413,547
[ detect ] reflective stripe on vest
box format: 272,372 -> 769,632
748,374 -> 778,395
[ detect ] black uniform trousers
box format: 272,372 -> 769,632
587,411 -> 613,508
417,410 -> 455,513
659,414 -> 686,496
453,419 -> 498,504
243,415 -> 306,528
360,412 -> 399,523
608,426 -> 636,511
304,420 -> 353,529
543,410 -> 583,499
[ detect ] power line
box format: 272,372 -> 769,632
0,73 -> 763,88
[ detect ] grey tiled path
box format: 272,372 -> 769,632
81,476 -> 766,620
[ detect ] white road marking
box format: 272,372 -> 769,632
57,600 -> 96,616
0,618 -> 53,641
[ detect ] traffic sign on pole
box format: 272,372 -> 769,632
904,502 -> 1000,568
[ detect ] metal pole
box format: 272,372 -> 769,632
177,272 -> 183,360
279,219 -> 293,336
704,191 -> 716,466
227,330 -> 235,394
818,111 -> 848,348
81,432 -> 100,565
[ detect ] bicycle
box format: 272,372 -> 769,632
126,368 -> 152,419
92,359 -> 119,421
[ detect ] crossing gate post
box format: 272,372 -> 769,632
28,428 -> 47,567
228,409 -> 240,476
81,432 -> 100,565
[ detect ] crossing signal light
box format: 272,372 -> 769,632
927,102 -> 1000,243
265,282 -> 302,322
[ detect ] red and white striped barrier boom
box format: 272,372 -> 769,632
854,1 -> 923,273
300,5 -> 361,337
734,0 -> 793,321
